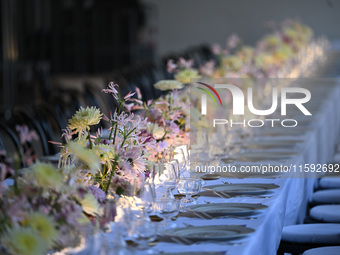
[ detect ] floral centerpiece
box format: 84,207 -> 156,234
56,82 -> 157,196
0,127 -> 114,255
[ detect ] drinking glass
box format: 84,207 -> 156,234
152,162 -> 177,199
175,145 -> 189,164
173,148 -> 189,177
128,218 -> 158,253
177,177 -> 202,206
134,178 -> 156,216
153,198 -> 180,229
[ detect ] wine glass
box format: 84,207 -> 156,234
152,162 -> 177,199
153,198 -> 180,229
128,218 -> 158,253
173,148 -> 189,177
134,178 -> 156,217
175,145 -> 189,163
177,177 -> 202,206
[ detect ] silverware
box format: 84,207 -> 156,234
214,191 -> 273,199
195,240 -> 244,246
214,215 -> 259,220
183,222 -> 194,227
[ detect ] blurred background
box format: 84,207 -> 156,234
1,0 -> 340,112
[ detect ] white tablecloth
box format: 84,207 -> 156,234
148,78 -> 340,255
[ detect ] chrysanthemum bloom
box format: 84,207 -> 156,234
2,226 -> 46,255
24,212 -> 58,247
154,80 -> 184,91
68,106 -> 102,135
222,56 -> 243,71
31,163 -> 63,189
174,69 -> 201,84
68,142 -> 100,171
80,193 -> 103,216
91,144 -> 115,165
147,123 -> 165,139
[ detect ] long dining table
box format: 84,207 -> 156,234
142,77 -> 340,255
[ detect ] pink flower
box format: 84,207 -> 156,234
178,58 -> 194,69
227,34 -> 241,49
61,128 -> 74,142
124,91 -> 136,101
211,44 -> 221,55
135,87 -> 142,100
199,60 -> 216,76
167,59 -> 177,73
102,82 -> 119,100
15,125 -> 39,144
146,108 -> 163,123
123,103 -> 135,112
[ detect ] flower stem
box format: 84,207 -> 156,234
111,102 -> 122,144
121,127 -> 136,148
105,156 -> 118,195
88,132 -> 93,149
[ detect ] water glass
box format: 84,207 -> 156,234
128,218 -> 158,253
152,162 -> 177,198
153,198 -> 180,229
177,177 -> 202,205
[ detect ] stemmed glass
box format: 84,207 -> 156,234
177,177 -> 202,207
134,178 -> 156,217
128,218 -> 158,253
173,146 -> 189,177
153,198 -> 180,229
175,145 -> 189,163
152,162 -> 177,199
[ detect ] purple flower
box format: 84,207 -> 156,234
87,186 -> 106,203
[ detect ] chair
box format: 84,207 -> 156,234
0,122 -> 25,168
10,107 -> 50,157
312,189 -> 340,204
32,101 -> 63,154
303,246 -> 340,255
309,205 -> 340,223
277,223 -> 340,255
319,177 -> 340,189
50,88 -> 84,131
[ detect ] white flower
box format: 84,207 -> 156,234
154,80 -> 184,91
80,193 -> 103,216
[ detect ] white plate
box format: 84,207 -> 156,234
184,203 -> 267,216
162,225 -> 254,242
203,183 -> 279,195
238,151 -> 298,160
200,174 -> 221,180
249,139 -> 304,146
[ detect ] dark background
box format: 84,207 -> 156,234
1,0 -> 340,113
